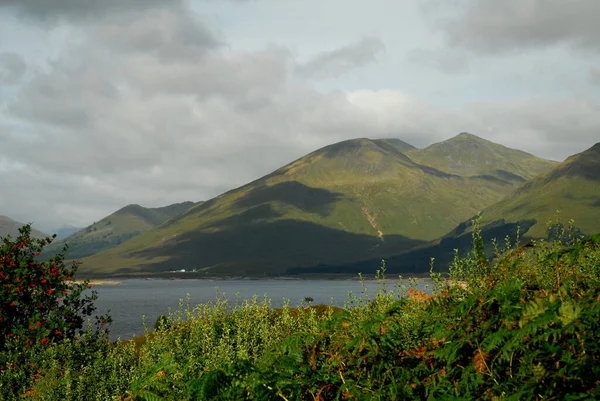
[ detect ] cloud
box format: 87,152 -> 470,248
406,48 -> 470,74
0,52 -> 26,83
421,0 -> 600,54
590,68 -> 600,85
0,0 -> 598,232
0,0 -> 179,23
296,37 -> 385,79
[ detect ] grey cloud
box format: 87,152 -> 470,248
296,37 -> 385,79
0,52 -> 26,83
0,0 -> 179,23
468,97 -> 600,160
406,48 -> 470,74
422,0 -> 600,54
589,68 -> 600,85
1,0 -> 598,231
89,6 -> 221,61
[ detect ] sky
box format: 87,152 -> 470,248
0,0 -> 599,233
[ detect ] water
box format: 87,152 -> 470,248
91,278 -> 433,340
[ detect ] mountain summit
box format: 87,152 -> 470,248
407,132 -> 558,183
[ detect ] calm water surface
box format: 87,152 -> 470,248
92,278 -> 433,340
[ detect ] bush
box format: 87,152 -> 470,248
0,224 -> 111,397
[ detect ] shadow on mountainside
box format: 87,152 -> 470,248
288,219 -> 538,276
116,219 -> 426,276
233,181 -> 344,217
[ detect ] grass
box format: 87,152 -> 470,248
2,217 -> 599,400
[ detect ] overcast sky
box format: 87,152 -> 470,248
1,0 -> 599,233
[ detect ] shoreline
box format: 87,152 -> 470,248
75,273 -> 434,282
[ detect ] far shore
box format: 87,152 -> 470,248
74,273 -> 435,282
72,279 -> 123,286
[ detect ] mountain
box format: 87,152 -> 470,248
314,142 -> 600,276
407,132 -> 558,185
54,225 -> 82,239
44,201 -> 199,260
79,134 -> 557,276
0,216 -> 48,239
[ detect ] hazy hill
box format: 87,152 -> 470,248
79,134 -> 556,276
44,201 -> 199,260
0,216 -> 48,239
407,132 -> 558,184
54,225 -> 82,239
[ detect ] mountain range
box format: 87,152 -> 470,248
9,132 -> 596,277
76,132 -> 583,276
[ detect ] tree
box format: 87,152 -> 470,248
0,224 -> 110,351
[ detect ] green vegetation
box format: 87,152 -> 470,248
80,134 -> 558,276
2,218 -> 599,400
42,202 -> 198,260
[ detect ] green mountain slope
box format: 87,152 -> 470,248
44,201 -> 198,260
475,142 -> 600,238
317,142 -> 600,276
0,216 -> 48,239
407,132 -> 558,184
80,135 -> 555,276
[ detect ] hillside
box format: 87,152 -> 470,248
407,132 -> 558,184
44,201 -> 199,260
475,142 -> 600,238
314,142 -> 600,276
0,216 -> 48,239
79,134 -> 556,276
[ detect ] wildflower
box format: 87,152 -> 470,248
40,338 -> 49,345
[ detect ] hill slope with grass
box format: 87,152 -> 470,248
0,216 -> 48,239
79,135 -> 556,276
44,201 -> 199,260
474,141 -> 600,238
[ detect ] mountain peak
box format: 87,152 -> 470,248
406,132 -> 558,181
454,132 -> 483,140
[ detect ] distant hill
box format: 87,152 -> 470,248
0,216 -> 48,239
43,201 -> 199,260
407,132 -> 558,184
53,225 -> 82,239
79,134 -> 557,276
311,142 -> 600,276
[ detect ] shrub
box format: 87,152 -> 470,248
0,224 -> 111,397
